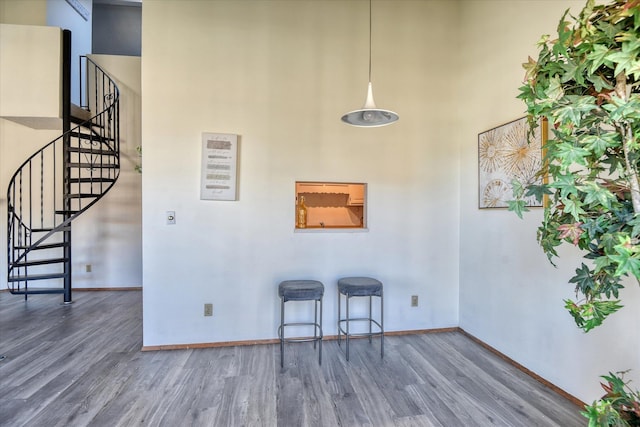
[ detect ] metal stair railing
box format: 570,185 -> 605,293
6,55 -> 120,299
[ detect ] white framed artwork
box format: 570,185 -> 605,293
200,132 -> 238,201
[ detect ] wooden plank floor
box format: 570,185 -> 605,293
0,290 -> 586,426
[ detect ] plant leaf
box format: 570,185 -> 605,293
563,196 -> 587,221
586,44 -> 611,74
507,199 -> 528,219
606,40 -> 640,77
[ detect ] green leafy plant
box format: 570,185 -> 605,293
510,0 -> 640,424
583,371 -> 640,426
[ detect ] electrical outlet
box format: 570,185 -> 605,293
85,264 -> 92,273
411,295 -> 418,307
204,303 -> 213,317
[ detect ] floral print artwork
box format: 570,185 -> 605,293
478,117 -> 543,208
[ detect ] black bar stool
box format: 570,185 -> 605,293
278,280 -> 324,368
337,276 -> 384,361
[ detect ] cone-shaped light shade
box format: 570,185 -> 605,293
341,82 -> 399,127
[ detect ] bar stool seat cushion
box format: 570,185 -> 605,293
338,277 -> 382,297
279,280 -> 324,301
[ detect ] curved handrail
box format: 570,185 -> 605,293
7,56 -> 120,280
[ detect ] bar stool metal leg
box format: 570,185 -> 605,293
337,277 -> 384,361
278,280 -> 324,368
380,289 -> 384,358
319,298 -> 323,364
368,295 -> 373,344
313,299 -> 318,349
337,288 -> 342,348
346,292 -> 351,361
280,296 -> 285,368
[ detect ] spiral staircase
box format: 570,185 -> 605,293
6,31 -> 120,302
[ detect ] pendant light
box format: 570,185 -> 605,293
341,0 -> 398,127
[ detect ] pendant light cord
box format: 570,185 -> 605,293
340,0 -> 399,126
369,0 -> 372,83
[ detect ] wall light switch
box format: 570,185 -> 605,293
166,211 -> 176,225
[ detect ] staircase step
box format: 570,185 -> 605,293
69,131 -> 115,143
13,257 -> 69,267
65,193 -> 100,199
8,272 -> 68,282
9,288 -> 65,295
70,104 -> 92,124
68,162 -> 118,169
14,242 -> 69,250
68,146 -> 116,156
31,226 -> 71,233
69,177 -> 116,184
55,210 -> 79,216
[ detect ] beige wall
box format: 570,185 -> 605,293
72,54 -> 142,289
457,0 -> 640,401
0,22 -> 62,293
0,0 -> 47,25
0,24 -> 62,128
